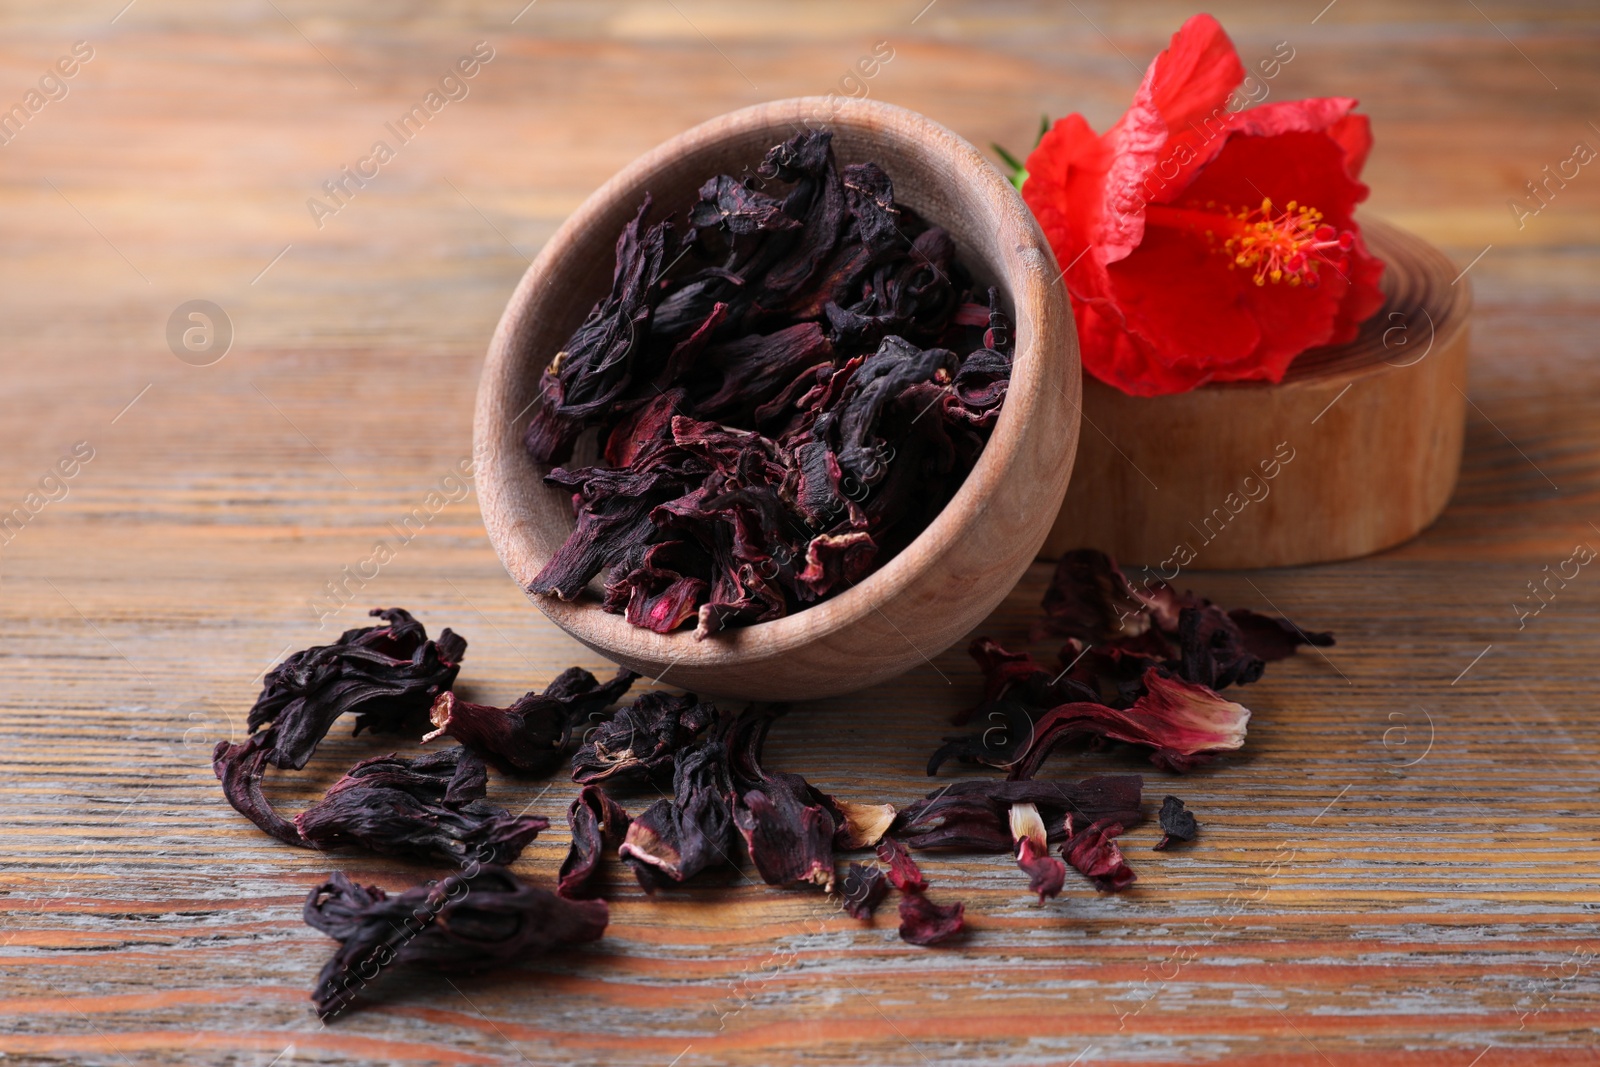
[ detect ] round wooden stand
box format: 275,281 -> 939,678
1043,218 -> 1471,570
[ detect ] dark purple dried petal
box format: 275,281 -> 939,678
894,775 -> 1144,852
897,893 -> 965,946
1154,795 -> 1199,851
424,666 -> 636,777
733,785 -> 836,890
689,174 -> 801,236
840,863 -> 889,920
841,162 -> 901,248
294,749 -> 547,866
1017,836 -> 1066,901
1227,607 -> 1336,661
721,706 -> 838,889
1010,802 -> 1067,902
530,462 -> 700,601
1174,605 -> 1265,691
212,731 -> 306,847
558,785 -> 632,899
443,745 -> 489,807
572,690 -> 717,786
246,608 -> 465,771
1006,670 -> 1250,779
691,322 -> 835,422
524,197 -> 678,464
875,837 -> 927,894
957,637 -> 1098,725
1036,549 -> 1148,644
305,867 -> 608,1020
604,541 -> 708,634
1062,817 -> 1135,891
618,738 -> 737,889
1034,550 -> 1332,693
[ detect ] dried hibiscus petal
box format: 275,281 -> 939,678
840,862 -> 889,920
558,785 -> 631,899
897,892 -> 965,946
522,130 -> 1010,635
423,666 -> 637,777
295,749 -> 547,866
246,608 -> 466,771
212,731 -> 305,847
875,837 -> 927,894
1033,549 -> 1332,693
618,737 -> 738,890
1154,795 -> 1199,851
894,776 -> 1145,852
1037,548 -> 1150,643
523,197 -> 678,464
1009,802 -> 1067,902
305,866 -> 608,1020
571,690 -> 717,786
955,637 -> 1099,725
1062,816 -> 1135,891
831,799 -> 896,850
1007,669 -> 1251,778
1228,608 -> 1335,661
724,707 -> 840,891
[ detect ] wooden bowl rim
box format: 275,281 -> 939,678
474,95 -> 1077,672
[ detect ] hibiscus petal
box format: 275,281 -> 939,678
1006,668 -> 1251,778
1063,816 -> 1136,891
1146,14 -> 1247,135
897,893 -> 966,945
840,862 -> 890,920
1154,795 -> 1200,851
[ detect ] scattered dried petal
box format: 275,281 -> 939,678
558,785 -> 632,899
1227,608 -> 1336,661
725,706 -> 839,890
875,837 -> 927,894
895,776 -> 1144,852
246,608 -> 466,771
1062,816 -> 1135,891
305,867 -> 608,1020
212,731 -> 306,847
1010,802 -> 1068,901
1154,795 -> 1199,851
1007,669 -> 1251,777
839,863 -> 889,920
295,749 -> 547,866
423,666 -> 636,777
618,738 -> 738,889
897,893 -> 966,945
572,690 -> 717,786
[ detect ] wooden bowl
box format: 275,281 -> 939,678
475,97 -> 1079,701
1043,218 -> 1470,569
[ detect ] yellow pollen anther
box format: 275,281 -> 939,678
1143,197 -> 1356,289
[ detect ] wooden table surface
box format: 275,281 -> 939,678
3,2 -> 1598,1064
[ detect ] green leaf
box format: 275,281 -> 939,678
991,142 -> 1029,193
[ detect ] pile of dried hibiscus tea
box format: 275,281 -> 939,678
212,553 -> 1331,1018
521,128 -> 1014,637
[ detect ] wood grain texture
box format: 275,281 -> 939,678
2,2 -> 1598,1065
1045,219 -> 1472,568
477,96 -> 1078,701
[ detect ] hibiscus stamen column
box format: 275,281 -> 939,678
1144,198 -> 1357,288
1145,197 -> 1356,287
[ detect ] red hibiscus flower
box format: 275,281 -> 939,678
1022,13 -> 1385,397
